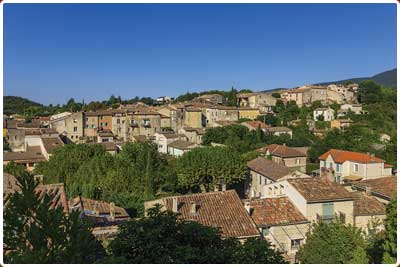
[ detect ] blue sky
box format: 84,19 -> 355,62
4,3 -> 396,105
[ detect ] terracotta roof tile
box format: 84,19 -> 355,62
3,173 -> 69,213
247,157 -> 291,181
352,176 -> 396,199
259,144 -> 306,158
242,121 -> 270,130
153,190 -> 260,238
288,177 -> 354,203
352,192 -> 386,216
249,197 -> 308,227
168,140 -> 196,150
318,149 -> 385,164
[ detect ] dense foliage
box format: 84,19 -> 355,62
176,146 -> 248,192
4,172 -> 99,264
34,142 -> 178,216
382,198 -> 397,263
297,220 -> 368,264
107,205 -> 286,264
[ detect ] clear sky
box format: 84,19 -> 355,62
4,3 -> 397,105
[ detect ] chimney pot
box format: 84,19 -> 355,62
172,197 -> 178,213
365,186 -> 371,195
110,202 -> 115,221
190,201 -> 197,214
221,183 -> 226,191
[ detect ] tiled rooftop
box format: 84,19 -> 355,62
352,176 -> 397,199
247,157 -> 292,181
150,190 -> 260,239
287,177 -> 354,203
318,149 -> 385,164
249,197 -> 308,227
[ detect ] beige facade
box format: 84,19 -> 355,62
112,110 -> 127,141
238,108 -> 261,120
184,109 -> 203,128
250,170 -> 309,198
354,214 -> 385,233
271,156 -> 307,173
126,112 -> 161,138
320,154 -> 392,182
50,112 -> 84,143
237,93 -> 277,109
264,223 -> 309,263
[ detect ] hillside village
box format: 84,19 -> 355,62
3,80 -> 397,263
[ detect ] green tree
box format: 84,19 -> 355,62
382,198 -> 397,263
176,146 -> 248,192
226,87 -> 238,107
107,205 -> 285,264
297,220 -> 368,264
4,173 -> 99,264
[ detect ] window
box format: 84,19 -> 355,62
291,239 -> 302,250
354,163 -> 359,172
259,176 -> 262,185
296,158 -> 301,165
117,119 -> 120,124
279,185 -> 284,195
264,177 -> 268,185
329,162 -> 333,169
322,202 -> 334,221
73,127 -> 78,132
336,163 -> 340,172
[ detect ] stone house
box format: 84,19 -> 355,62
153,132 -> 183,154
319,149 -> 393,183
247,157 -> 309,198
238,108 -> 261,120
144,190 -> 260,240
313,107 -> 334,121
194,93 -> 224,105
259,144 -> 307,172
183,107 -> 204,128
167,140 -> 198,157
125,109 -> 161,138
265,127 -> 293,138
240,121 -> 270,132
237,92 -> 277,111
111,109 -> 128,141
330,119 -> 353,131
340,103 -> 363,114
179,127 -> 205,145
50,111 -> 84,143
247,197 -> 310,263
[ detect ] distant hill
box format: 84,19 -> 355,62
315,68 -> 397,89
4,96 -> 43,115
262,68 -> 397,93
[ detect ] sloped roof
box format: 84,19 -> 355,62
266,127 -> 292,133
261,144 -> 306,158
156,190 -> 260,238
3,146 -> 46,163
3,173 -> 69,213
69,196 -> 130,222
247,157 -> 291,181
318,149 -> 385,164
168,140 -> 196,150
287,177 -> 354,203
241,121 -> 270,130
352,192 -> 386,216
352,176 -> 397,200
249,197 -> 308,227
41,136 -> 64,154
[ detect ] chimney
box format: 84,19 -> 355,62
93,203 -> 99,216
371,153 -> 375,159
283,143 -> 286,147
172,197 -> 178,213
190,201 -> 197,214
244,201 -> 251,214
110,202 -> 115,221
365,186 -> 371,195
214,185 -> 219,192
221,183 -> 226,192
